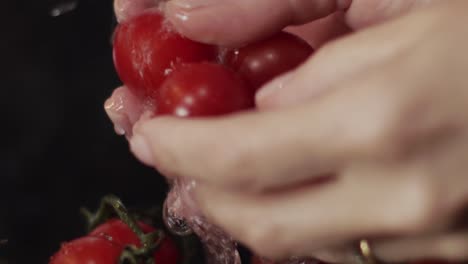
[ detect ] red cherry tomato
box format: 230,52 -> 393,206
50,220 -> 180,264
89,218 -> 155,247
155,62 -> 254,117
113,9 -> 217,99
49,236 -> 122,264
225,31 -> 313,91
152,236 -> 180,264
89,219 -> 180,264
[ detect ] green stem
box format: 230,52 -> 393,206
119,248 -> 139,264
81,195 -> 166,263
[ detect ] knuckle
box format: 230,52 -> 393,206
355,112 -> 409,160
343,79 -> 412,160
363,122 -> 404,159
363,86 -> 456,161
389,175 -> 442,234
357,97 -> 431,161
242,221 -> 290,259
437,237 -> 468,259
211,143 -> 258,189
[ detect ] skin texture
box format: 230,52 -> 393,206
107,0 -> 468,263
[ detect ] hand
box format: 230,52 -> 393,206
125,1 -> 468,262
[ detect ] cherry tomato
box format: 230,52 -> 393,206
49,236 -> 121,264
89,219 -> 180,264
89,218 -> 155,247
225,32 -> 313,91
113,9 -> 217,99
152,236 -> 180,264
50,220 -> 180,264
155,62 -> 254,117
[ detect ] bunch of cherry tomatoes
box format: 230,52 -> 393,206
50,219 -> 179,263
49,195 -> 182,264
49,9 -> 465,264
112,8 -> 313,117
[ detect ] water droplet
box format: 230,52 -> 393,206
164,68 -> 173,76
101,234 -> 114,241
50,1 -> 79,17
175,107 -> 189,117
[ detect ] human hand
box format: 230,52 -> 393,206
125,1 -> 468,262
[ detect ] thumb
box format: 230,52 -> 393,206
346,0 -> 440,29
164,0 -> 351,47
114,0 -> 160,22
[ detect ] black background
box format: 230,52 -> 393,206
1,0 -> 170,262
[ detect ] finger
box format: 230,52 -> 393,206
255,5 -> 427,110
129,106 -> 344,190
307,246 -> 359,264
104,86 -> 145,137
114,0 -> 160,22
346,0 -> 440,29
373,232 -> 468,262
129,43 -> 412,190
163,0 -> 351,47
284,11 -> 352,48
305,233 -> 468,263
303,232 -> 468,264
194,162 -> 445,260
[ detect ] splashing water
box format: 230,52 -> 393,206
163,199 -> 193,237
163,178 -> 321,264
49,0 -> 79,17
164,178 -> 241,264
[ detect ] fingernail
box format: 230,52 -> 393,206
164,0 -> 222,43
165,0 -> 219,23
167,0 -> 219,10
104,97 -> 116,111
114,125 -> 126,136
104,97 -> 130,136
165,0 -> 216,25
255,72 -> 294,104
130,134 -> 154,166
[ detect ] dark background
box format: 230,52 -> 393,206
1,0 -> 170,262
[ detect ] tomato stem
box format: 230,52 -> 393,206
119,246 -> 157,264
81,195 -> 166,264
